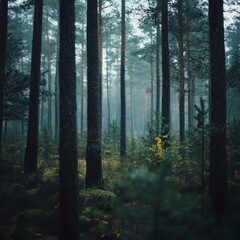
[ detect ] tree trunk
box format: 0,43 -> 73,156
55,35 -> 59,144
186,0 -> 194,129
0,0 -> 8,162
86,0 -> 104,188
54,0 -> 59,144
98,0 -> 102,141
156,0 -> 161,135
161,0 -> 170,135
24,0 -> 43,172
47,6 -> 52,139
150,28 -> 154,121
58,0 -> 79,239
129,64 -> 134,144
105,33 -> 111,137
80,32 -> 85,141
178,0 -> 185,143
208,0 -> 227,215
120,0 -> 126,161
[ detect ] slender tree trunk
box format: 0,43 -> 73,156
150,28 -> 154,121
98,0 -> 102,138
161,0 -> 170,135
186,0 -> 194,129
80,35 -> 85,141
178,0 -> 185,143
54,0 -> 59,144
156,0 -> 161,135
58,0 -> 79,239
86,0 -> 104,188
105,35 -> 111,136
55,37 -> 59,144
116,49 -> 120,125
129,65 -> 134,144
208,0 -> 227,215
24,0 -> 43,172
47,7 -> 52,139
0,0 -> 8,162
201,125 -> 205,213
120,0 -> 126,161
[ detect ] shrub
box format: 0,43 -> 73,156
113,165 -> 218,240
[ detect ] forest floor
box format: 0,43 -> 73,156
1,156 -> 240,240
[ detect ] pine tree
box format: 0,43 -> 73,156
24,0 -> 43,172
0,0 -> 8,162
58,0 -> 79,239
208,0 -> 228,215
85,0 -> 104,188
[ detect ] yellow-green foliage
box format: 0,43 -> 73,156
78,158 -> 124,188
80,188 -> 116,210
145,136 -> 165,169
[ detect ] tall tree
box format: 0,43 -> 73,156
177,0 -> 185,143
58,0 -> 79,239
46,5 -> 52,139
55,28 -> 59,144
156,0 -> 161,135
24,0 -> 43,172
161,0 -> 170,135
0,0 -> 8,162
80,27 -> 85,141
98,0 -> 103,135
208,0 -> 227,215
120,0 -> 126,160
50,0 -> 60,144
85,0 -> 104,188
186,0 -> 194,129
105,27 -> 111,137
150,27 -> 154,121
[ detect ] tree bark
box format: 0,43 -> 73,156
47,6 -> 52,139
178,0 -> 185,143
54,0 -> 59,144
98,0 -> 102,142
86,0 -> 104,188
156,0 -> 161,135
161,0 -> 170,135
105,32 -> 111,137
58,0 -> 79,239
150,28 -> 154,121
208,0 -> 228,215
186,0 -> 194,129
0,0 -> 8,162
80,32 -> 85,141
120,0 -> 126,161
24,0 -> 43,172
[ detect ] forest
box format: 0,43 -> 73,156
0,0 -> 240,239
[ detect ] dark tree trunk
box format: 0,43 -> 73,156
85,0 -> 104,188
120,0 -> 126,161
161,0 -> 170,135
150,28 -> 154,121
24,0 -> 43,172
47,7 -> 52,139
80,35 -> 85,141
156,0 -> 161,135
0,0 -> 8,162
208,0 -> 228,215
54,1 -> 59,145
105,32 -> 111,137
55,35 -> 59,144
58,0 -> 79,239
178,0 -> 185,143
98,0 -> 102,142
186,0 -> 194,129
